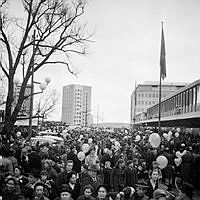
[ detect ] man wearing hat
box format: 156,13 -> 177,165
80,164 -> 103,197
135,179 -> 149,200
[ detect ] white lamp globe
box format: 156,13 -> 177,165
45,77 -> 51,84
39,83 -> 46,91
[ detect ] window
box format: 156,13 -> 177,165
149,94 -> 151,98
137,101 -> 140,105
145,94 -> 148,97
142,93 -> 144,97
153,94 -> 155,98
138,93 -> 140,97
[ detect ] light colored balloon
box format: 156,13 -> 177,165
163,133 -> 168,138
135,135 -> 141,142
174,157 -> 182,166
88,138 -> 93,144
149,133 -> 161,148
176,128 -> 181,133
175,151 -> 181,158
82,143 -> 90,153
175,132 -> 179,138
16,131 -> 21,137
156,155 -> 168,169
77,151 -> 85,161
168,131 -> 173,136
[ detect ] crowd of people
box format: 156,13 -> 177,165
0,126 -> 199,200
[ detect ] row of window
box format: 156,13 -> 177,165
137,101 -> 157,105
136,93 -> 166,98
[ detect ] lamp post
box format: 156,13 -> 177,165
28,75 -> 51,139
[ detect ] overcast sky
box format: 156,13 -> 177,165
14,0 -> 200,123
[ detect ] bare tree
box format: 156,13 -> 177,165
35,88 -> 59,121
0,0 -> 92,141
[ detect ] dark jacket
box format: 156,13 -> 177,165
124,167 -> 138,187
80,174 -> 103,197
67,183 -> 81,200
110,167 -> 125,192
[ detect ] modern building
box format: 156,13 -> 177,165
130,81 -> 187,125
62,84 -> 92,126
13,83 -> 32,118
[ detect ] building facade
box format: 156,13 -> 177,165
130,81 -> 187,124
62,84 -> 92,126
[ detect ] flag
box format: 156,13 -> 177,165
160,23 -> 166,80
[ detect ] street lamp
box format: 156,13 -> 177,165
28,75 -> 51,139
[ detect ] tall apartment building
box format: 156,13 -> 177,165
62,84 -> 92,126
130,81 -> 187,124
14,83 -> 32,118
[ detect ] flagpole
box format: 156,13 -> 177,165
158,62 -> 162,135
158,21 -> 166,135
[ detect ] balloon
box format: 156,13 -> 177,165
168,131 -> 173,136
77,151 -> 85,161
156,155 -> 168,169
163,133 -> 168,139
175,132 -> 179,138
88,138 -> 93,144
174,157 -> 182,166
175,151 -> 181,158
81,143 -> 90,153
149,133 -> 161,148
135,135 -> 141,142
176,128 -> 181,133
16,131 -> 21,137
79,135 -> 84,139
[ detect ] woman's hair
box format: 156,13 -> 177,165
83,184 -> 94,193
149,168 -> 159,176
96,185 -> 108,194
66,171 -> 76,183
114,159 -> 124,168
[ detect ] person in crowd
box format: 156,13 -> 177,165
32,182 -> 49,200
18,185 -> 34,200
135,179 -> 149,200
96,185 -> 110,200
26,172 -> 40,190
14,165 -> 28,188
79,164 -> 89,184
176,182 -> 194,200
67,146 -> 81,173
77,184 -> 96,200
146,169 -> 159,199
180,147 -> 193,184
0,145 -> 14,181
43,160 -> 58,182
66,171 -> 80,200
116,186 -> 135,200
56,184 -> 74,200
80,164 -> 103,197
153,189 -> 167,200
1,176 -> 20,200
56,160 -> 74,189
103,161 -> 112,192
124,160 -> 138,188
27,147 -> 42,175
38,170 -> 53,199
85,146 -> 100,169
110,159 -> 125,192
8,148 -> 18,170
